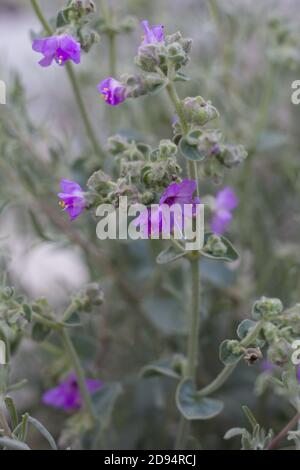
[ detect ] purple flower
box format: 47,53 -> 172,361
262,361 -> 300,383
43,373 -> 102,411
32,35 -> 81,67
134,179 -> 200,237
210,187 -> 238,235
141,20 -> 164,46
97,77 -> 127,106
58,179 -> 86,221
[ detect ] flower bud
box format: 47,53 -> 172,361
141,191 -> 155,205
243,347 -> 263,366
182,96 -> 219,127
74,283 -> 104,313
262,322 -> 279,343
87,170 -> 112,193
158,139 -> 177,158
217,144 -> 248,168
119,16 -> 137,33
203,234 -> 227,257
252,297 -> 283,320
267,339 -> 291,366
135,44 -> 161,72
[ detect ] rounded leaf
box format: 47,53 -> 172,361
201,232 -> 239,262
156,245 -> 187,265
179,136 -> 206,162
219,340 -> 243,365
176,378 -> 224,420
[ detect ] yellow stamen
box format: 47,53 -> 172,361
59,200 -> 66,208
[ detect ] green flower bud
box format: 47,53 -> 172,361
74,283 -> 104,313
217,144 -> 248,168
107,135 -> 130,155
87,170 -> 112,193
182,96 -> 219,127
203,234 -> 227,257
267,338 -> 291,366
158,139 -> 177,158
167,43 -> 186,64
262,322 -> 279,343
252,297 -> 283,320
118,16 -> 137,33
141,191 -> 155,205
135,44 -> 161,72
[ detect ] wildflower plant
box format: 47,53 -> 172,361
0,0 -> 299,451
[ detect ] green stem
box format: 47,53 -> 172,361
166,78 -> 201,449
30,0 -> 103,160
0,400 -> 11,437
166,80 -> 197,183
59,329 -> 97,427
108,33 -> 117,77
187,259 -> 201,377
197,320 -> 264,397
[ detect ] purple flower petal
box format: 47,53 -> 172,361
97,77 -> 126,106
32,35 -> 81,68
141,20 -> 164,45
210,187 -> 238,235
134,179 -> 199,237
43,373 -> 102,411
58,179 -> 85,221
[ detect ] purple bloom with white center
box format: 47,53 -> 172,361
210,187 -> 238,235
134,179 -> 200,237
141,20 -> 164,46
32,35 -> 81,67
97,77 -> 127,106
58,179 -> 86,221
42,373 -> 102,411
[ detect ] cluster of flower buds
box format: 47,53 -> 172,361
55,0 -> 99,53
135,26 -> 192,74
87,135 -> 182,210
202,234 -> 227,257
72,283 -> 104,313
252,296 -> 283,320
181,96 -> 219,128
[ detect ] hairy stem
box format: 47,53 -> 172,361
0,402 -> 11,438
197,320 -> 264,397
59,329 -> 97,427
267,411 -> 300,450
166,78 -> 201,449
30,0 -> 103,160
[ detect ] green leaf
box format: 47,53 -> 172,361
141,357 -> 182,379
179,136 -> 206,161
174,71 -> 190,82
237,320 -> 265,348
156,244 -> 187,265
22,304 -> 32,323
4,396 -> 18,429
224,427 -> 245,440
64,312 -> 81,327
92,383 -> 123,426
27,416 -> 57,450
201,232 -> 239,262
31,323 -> 51,342
176,378 -> 224,420
219,340 -> 243,365
56,9 -> 70,28
0,437 -> 30,451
